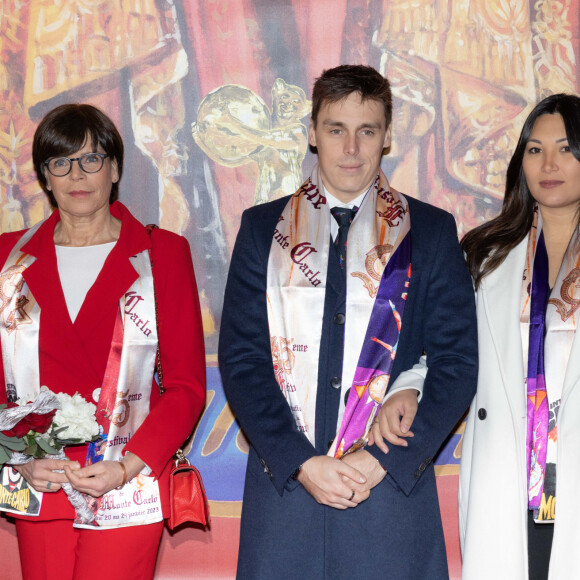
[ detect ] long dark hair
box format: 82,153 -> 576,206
461,93 -> 580,288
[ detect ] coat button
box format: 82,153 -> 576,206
259,457 -> 272,479
478,408 -> 487,420
415,457 -> 433,478
333,313 -> 345,325
330,377 -> 342,389
343,388 -> 351,406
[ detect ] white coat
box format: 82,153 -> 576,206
459,235 -> 580,580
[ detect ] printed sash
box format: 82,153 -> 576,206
77,248 -> 161,529
0,222 -> 43,405
0,220 -> 162,528
267,165 -> 411,456
0,223 -> 44,515
521,209 -> 580,522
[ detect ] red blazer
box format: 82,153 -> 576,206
0,202 -> 206,520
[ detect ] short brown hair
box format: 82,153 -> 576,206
32,104 -> 124,206
311,65 -> 392,128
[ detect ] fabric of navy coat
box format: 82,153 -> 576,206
219,193 -> 478,580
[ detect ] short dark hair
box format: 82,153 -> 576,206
311,65 -> 392,128
462,93 -> 580,287
32,104 -> 124,206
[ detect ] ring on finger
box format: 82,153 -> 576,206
348,489 -> 355,501
46,481 -> 52,490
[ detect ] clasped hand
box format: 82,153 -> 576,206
297,449 -> 387,510
298,389 -> 420,510
66,451 -> 144,496
297,455 -> 368,509
15,453 -> 143,497
64,460 -> 127,497
14,458 -> 80,493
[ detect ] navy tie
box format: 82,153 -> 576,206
331,206 -> 358,271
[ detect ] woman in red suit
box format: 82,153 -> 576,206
0,104 -> 206,579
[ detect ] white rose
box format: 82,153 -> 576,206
54,393 -> 99,442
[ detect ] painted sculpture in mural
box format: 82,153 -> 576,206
192,79 -> 311,205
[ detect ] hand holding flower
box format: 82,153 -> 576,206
0,387 -> 101,523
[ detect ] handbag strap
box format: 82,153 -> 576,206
145,224 -> 190,466
145,224 -> 165,396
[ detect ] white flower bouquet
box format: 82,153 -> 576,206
0,386 -> 100,523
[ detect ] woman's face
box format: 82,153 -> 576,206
522,113 -> 580,216
43,138 -> 118,221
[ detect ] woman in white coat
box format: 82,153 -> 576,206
459,93 -> 580,580
370,93 -> 580,580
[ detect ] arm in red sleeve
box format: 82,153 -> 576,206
124,230 -> 206,476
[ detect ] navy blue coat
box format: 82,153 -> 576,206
219,194 -> 478,579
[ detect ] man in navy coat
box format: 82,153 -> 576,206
219,64 -> 477,579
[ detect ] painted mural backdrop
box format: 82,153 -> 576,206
0,1 -> 578,578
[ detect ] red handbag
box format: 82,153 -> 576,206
168,449 -> 210,529
147,225 -> 210,529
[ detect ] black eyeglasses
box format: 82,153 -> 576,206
43,153 -> 110,177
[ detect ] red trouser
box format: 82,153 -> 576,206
15,519 -> 164,580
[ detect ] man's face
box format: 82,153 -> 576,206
309,92 -> 391,203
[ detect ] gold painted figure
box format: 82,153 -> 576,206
192,79 -> 311,205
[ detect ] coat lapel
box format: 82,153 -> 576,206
22,224 -> 72,330
561,334 -> 580,405
70,203 -> 151,339
20,211 -> 103,386
479,236 -> 529,418
560,290 -> 580,406
19,202 -> 151,384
